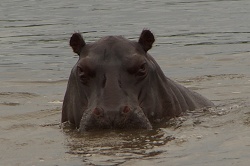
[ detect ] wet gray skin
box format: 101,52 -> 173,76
61,30 -> 214,132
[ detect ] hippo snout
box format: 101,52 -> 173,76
92,106 -> 131,119
79,106 -> 153,132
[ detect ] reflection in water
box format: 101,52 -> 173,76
63,124 -> 174,165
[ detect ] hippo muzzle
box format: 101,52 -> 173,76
79,106 -> 152,132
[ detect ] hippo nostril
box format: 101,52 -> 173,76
122,106 -> 131,114
93,107 -> 103,117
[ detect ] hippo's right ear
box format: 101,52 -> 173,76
69,33 -> 86,56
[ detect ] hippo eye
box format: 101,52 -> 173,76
136,63 -> 147,77
79,73 -> 88,84
77,66 -> 89,85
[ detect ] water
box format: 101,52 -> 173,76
0,0 -> 250,165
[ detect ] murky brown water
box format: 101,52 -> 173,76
0,0 -> 250,165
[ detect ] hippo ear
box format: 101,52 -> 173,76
138,30 -> 155,52
69,33 -> 86,56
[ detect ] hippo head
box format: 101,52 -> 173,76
62,30 -> 214,132
62,30 -> 161,132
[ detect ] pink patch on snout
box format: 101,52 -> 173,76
93,107 -> 103,116
122,106 -> 131,114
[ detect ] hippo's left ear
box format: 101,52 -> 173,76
69,33 -> 86,56
138,30 -> 155,52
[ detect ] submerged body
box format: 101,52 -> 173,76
61,30 -> 214,132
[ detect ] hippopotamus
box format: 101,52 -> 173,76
61,30 -> 214,132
